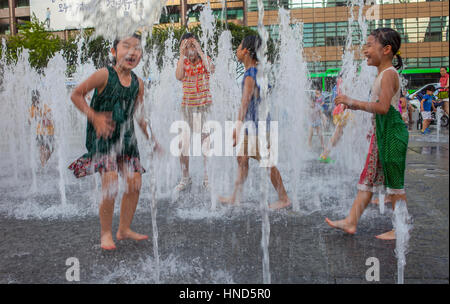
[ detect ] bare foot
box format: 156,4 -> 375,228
375,229 -> 396,240
325,218 -> 357,234
269,199 -> 291,210
219,195 -> 236,205
371,198 -> 392,205
100,233 -> 116,250
116,229 -> 149,241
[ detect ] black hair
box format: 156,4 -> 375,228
441,66 -> 448,71
241,35 -> 262,61
112,30 -> 142,65
425,85 -> 435,92
369,28 -> 403,70
180,32 -> 197,44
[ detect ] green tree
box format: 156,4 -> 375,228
146,21 -> 277,69
6,16 -> 62,71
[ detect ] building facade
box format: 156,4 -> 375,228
0,0 -> 30,35
247,1 -> 448,77
1,0 -> 448,87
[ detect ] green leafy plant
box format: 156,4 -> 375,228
146,21 -> 277,69
6,15 -> 63,71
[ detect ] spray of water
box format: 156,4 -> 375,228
392,200 -> 413,284
78,0 -> 168,41
0,0 -> 399,283
436,107 -> 443,142
378,192 -> 385,215
256,0 -> 271,285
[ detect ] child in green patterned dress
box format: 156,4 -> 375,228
69,31 -> 161,250
325,28 -> 409,240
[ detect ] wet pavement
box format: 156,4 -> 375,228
0,127 -> 448,284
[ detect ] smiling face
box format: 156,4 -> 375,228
441,67 -> 447,76
363,35 -> 392,67
236,42 -> 246,62
112,36 -> 142,70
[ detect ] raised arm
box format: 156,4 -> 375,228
191,39 -> 214,74
335,69 -> 399,115
176,40 -> 187,81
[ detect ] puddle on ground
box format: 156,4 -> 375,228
409,146 -> 448,156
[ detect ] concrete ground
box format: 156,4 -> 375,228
0,126 -> 448,284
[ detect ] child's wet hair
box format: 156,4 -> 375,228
369,28 -> 403,70
180,32 -> 197,44
113,30 -> 142,50
111,30 -> 142,65
241,35 -> 262,61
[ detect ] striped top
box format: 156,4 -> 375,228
182,58 -> 212,107
30,104 -> 54,136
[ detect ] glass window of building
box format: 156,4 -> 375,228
0,0 -> 8,9
16,0 -> 29,7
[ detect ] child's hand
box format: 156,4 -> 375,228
334,94 -> 351,106
179,39 -> 188,57
152,140 -> 164,156
191,38 -> 203,54
93,112 -> 115,139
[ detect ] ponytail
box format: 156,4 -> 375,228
394,52 -> 403,70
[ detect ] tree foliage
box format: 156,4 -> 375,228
2,18 -> 277,75
6,16 -> 62,71
146,21 -> 277,69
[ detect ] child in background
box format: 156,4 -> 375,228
315,89 -> 328,127
308,99 -> 325,150
325,28 -> 409,240
420,85 -> 436,135
319,76 -> 351,163
69,31 -> 161,250
437,66 -> 449,116
174,32 -> 214,192
218,35 -> 291,210
29,89 -> 55,167
399,94 -> 409,126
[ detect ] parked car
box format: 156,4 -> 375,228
406,83 -> 440,110
406,83 -> 449,129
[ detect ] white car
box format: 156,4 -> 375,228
407,83 -> 441,110
406,83 -> 449,128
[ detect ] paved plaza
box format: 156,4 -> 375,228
0,127 -> 448,284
